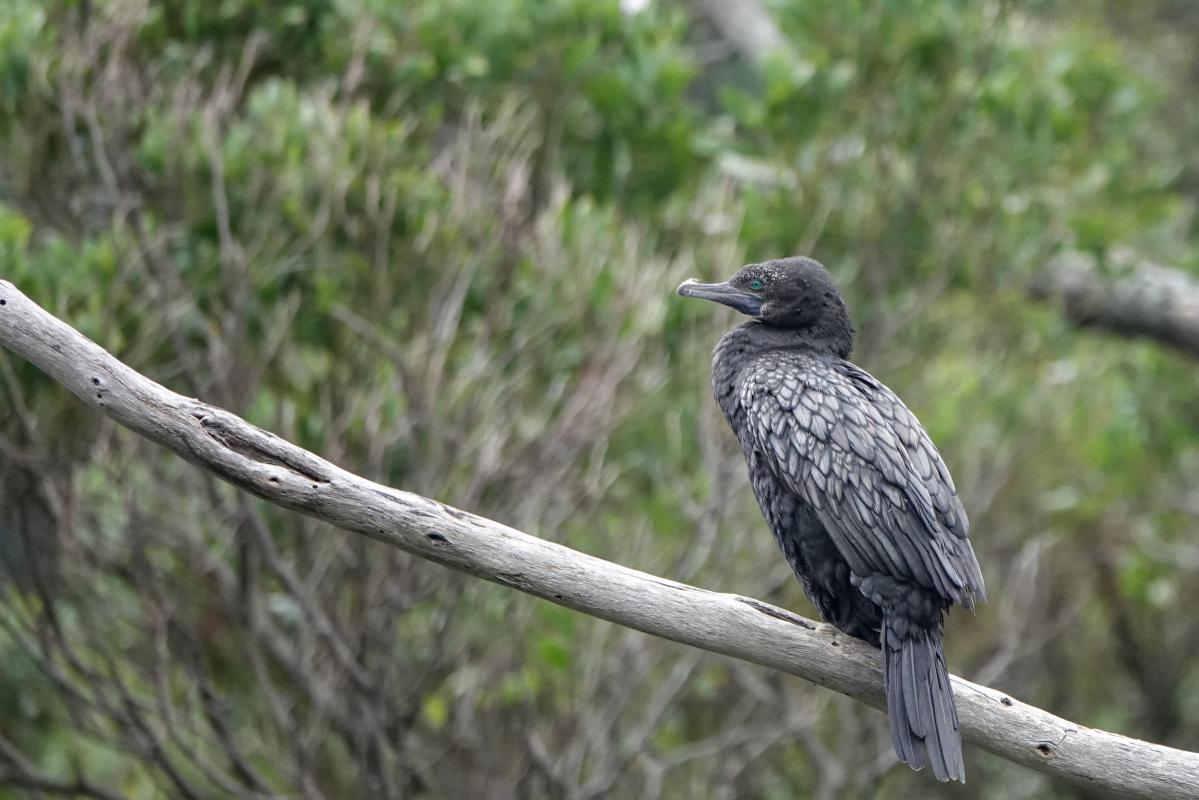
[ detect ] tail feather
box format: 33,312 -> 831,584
882,620 -> 965,782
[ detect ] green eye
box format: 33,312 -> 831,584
749,279 -> 764,291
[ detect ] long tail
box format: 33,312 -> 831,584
882,617 -> 965,782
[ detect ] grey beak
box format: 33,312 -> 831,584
676,278 -> 763,316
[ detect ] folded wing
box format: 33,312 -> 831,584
741,355 -> 985,608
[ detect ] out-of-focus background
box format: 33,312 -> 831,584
1,1 -> 1198,797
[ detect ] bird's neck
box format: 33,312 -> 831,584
715,320 -> 855,367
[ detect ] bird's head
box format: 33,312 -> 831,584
676,256 -> 855,355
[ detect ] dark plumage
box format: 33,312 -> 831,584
678,256 -> 985,782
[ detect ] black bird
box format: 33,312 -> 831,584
678,256 -> 985,782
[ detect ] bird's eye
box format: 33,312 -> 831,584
749,279 -> 764,291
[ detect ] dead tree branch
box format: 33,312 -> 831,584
1032,252 -> 1199,359
2,278 -> 1198,799
689,0 -> 788,67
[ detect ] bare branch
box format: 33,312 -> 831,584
2,279 -> 1198,799
1032,251 -> 1199,359
688,0 -> 789,67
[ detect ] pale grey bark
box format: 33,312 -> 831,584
1033,251 -> 1199,359
2,278 -> 1198,799
690,0 -> 788,67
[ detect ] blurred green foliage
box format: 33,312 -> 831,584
1,0 -> 1198,797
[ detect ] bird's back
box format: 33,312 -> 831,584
712,321 -> 984,611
